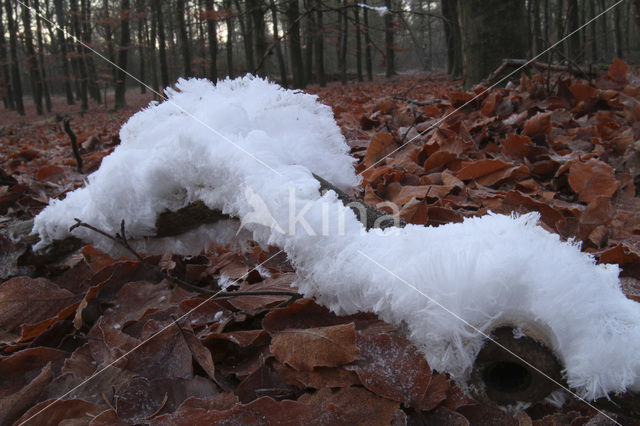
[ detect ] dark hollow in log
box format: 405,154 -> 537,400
470,326 -> 563,405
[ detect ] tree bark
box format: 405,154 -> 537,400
81,0 -> 101,103
136,0 -> 147,93
354,6 -> 362,82
0,2 -> 15,110
314,2 -> 325,87
205,0 -> 218,80
567,0 -> 580,62
303,1 -> 314,85
152,0 -> 169,88
251,0 -> 266,76
114,0 -> 131,110
271,0 -> 288,86
34,0 -> 52,112
363,6 -> 372,81
148,0 -> 160,97
458,0 -> 528,88
442,0 -> 461,78
599,0 -> 608,62
286,0 -> 304,88
177,0 -> 193,77
22,0 -> 44,115
69,0 -> 88,111
340,0 -> 348,85
4,0 -> 24,115
384,0 -> 395,78
224,0 -> 234,77
614,2 -> 623,58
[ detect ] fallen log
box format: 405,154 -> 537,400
482,58 -> 603,86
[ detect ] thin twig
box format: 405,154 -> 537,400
392,95 -> 443,106
61,117 -> 83,173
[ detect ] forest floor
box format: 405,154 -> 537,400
1,66 -> 640,425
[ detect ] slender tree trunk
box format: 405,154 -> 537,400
543,0 -> 550,62
34,0 -> 52,112
556,0 -> 565,61
81,0 -> 101,103
442,0 -> 461,78
567,0 -> 580,62
363,6 -> 372,81
531,0 -> 541,55
251,0 -> 266,75
0,3 -> 15,109
197,0 -> 208,76
148,1 -> 160,96
354,5 -> 362,82
589,0 -> 597,61
177,0 -> 193,77
153,0 -> 169,88
205,0 -> 218,80
286,0 -> 304,88
614,2 -> 623,58
103,0 -> 116,92
384,0 -> 394,78
599,0 -> 609,62
4,0 -> 24,115
114,0 -> 130,109
234,0 -> 253,72
224,0 -> 234,77
271,0 -> 288,86
136,0 -> 146,93
340,0 -> 348,85
304,1 -> 314,85
22,0 -> 44,115
52,0 -> 74,105
70,0 -> 88,110
458,0 -> 528,88
313,3 -> 325,87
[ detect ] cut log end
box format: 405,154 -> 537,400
470,326 -> 563,406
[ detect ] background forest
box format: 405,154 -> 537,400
2,0 -> 640,116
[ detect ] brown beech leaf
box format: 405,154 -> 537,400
152,396 -> 341,426
501,134 -> 533,161
263,298 -> 371,333
299,386 -> 400,426
106,280 -> 175,328
115,376 -> 168,423
424,151 -> 458,172
422,406 -> 470,425
607,58 -> 629,83
475,165 -> 530,187
0,277 -> 78,342
364,132 -> 395,167
123,320 -> 193,379
0,348 -> 66,425
236,359 -> 298,403
346,322 -> 436,410
522,112 -> 551,138
15,398 -> 104,426
272,362 -> 361,389
270,322 -> 359,371
568,159 -> 620,203
456,159 -> 511,181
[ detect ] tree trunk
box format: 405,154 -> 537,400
285,0 -> 304,88
224,0 -> 234,77
147,0 -> 160,97
177,0 -> 193,77
339,0 -> 348,85
81,0 -> 101,103
567,0 -> 580,62
234,0 -> 253,72
103,0 -> 117,95
304,1 -> 314,85
152,0 -> 169,88
251,0 -> 266,76
69,0 -> 88,111
205,0 -> 218,80
531,0 -> 541,56
614,2 -> 623,58
354,6 -> 362,82
384,0 -> 395,78
556,0 -> 565,61
21,0 -> 44,115
363,6 -> 372,81
442,0 -> 461,78
458,0 -> 528,88
5,0 -> 24,115
136,0 -> 147,93
589,0 -> 597,61
599,0 -> 609,62
114,0 -> 130,110
33,0 -> 52,112
314,3 -> 325,87
271,0 -> 288,86
0,3 -> 15,110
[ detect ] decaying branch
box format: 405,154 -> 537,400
482,58 -> 602,87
